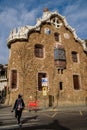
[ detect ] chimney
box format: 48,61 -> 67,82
42,8 -> 50,19
43,8 -> 49,12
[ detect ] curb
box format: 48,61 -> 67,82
23,106 -> 87,113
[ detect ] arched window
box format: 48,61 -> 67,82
34,44 -> 44,58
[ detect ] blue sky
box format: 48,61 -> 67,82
0,0 -> 87,64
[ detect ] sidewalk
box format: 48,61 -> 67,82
0,104 -> 87,113
44,105 -> 87,112
25,105 -> 87,114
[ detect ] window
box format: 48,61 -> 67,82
44,28 -> 51,35
0,65 -> 7,79
38,73 -> 47,91
54,46 -> 66,69
54,32 -> 59,41
54,48 -> 66,61
51,17 -> 61,28
73,75 -> 80,90
11,70 -> 17,89
58,69 -> 63,74
34,44 -> 44,58
59,82 -> 63,90
72,51 -> 78,62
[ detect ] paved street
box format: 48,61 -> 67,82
0,105 -> 87,130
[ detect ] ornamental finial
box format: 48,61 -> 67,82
43,8 -> 49,12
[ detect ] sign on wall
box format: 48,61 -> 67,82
42,78 -> 48,86
42,86 -> 48,96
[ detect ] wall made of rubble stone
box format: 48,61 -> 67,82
7,20 -> 87,108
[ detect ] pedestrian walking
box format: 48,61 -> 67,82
11,94 -> 25,125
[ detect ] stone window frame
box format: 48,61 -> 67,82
37,72 -> 48,91
51,17 -> 62,29
58,69 -> 63,74
34,44 -> 44,58
9,69 -> 18,91
44,27 -> 51,35
54,32 -> 60,42
54,45 -> 66,69
71,51 -> 79,63
73,74 -> 80,90
59,81 -> 63,90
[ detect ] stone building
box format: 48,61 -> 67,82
0,64 -> 8,103
6,8 -> 87,108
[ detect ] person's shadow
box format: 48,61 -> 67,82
21,115 -> 38,124
21,119 -> 71,130
48,119 -> 70,130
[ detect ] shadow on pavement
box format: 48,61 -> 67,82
0,104 -> 11,109
22,115 -> 38,124
21,119 -> 71,130
0,121 -> 3,126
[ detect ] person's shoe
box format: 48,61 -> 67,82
15,115 -> 17,118
18,122 -> 22,127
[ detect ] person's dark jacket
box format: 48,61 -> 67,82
13,98 -> 25,111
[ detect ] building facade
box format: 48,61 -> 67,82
0,64 -> 7,103
6,8 -> 87,108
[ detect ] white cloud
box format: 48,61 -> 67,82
0,6 -> 39,29
62,2 -> 87,39
0,5 -> 40,64
19,8 -> 39,25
